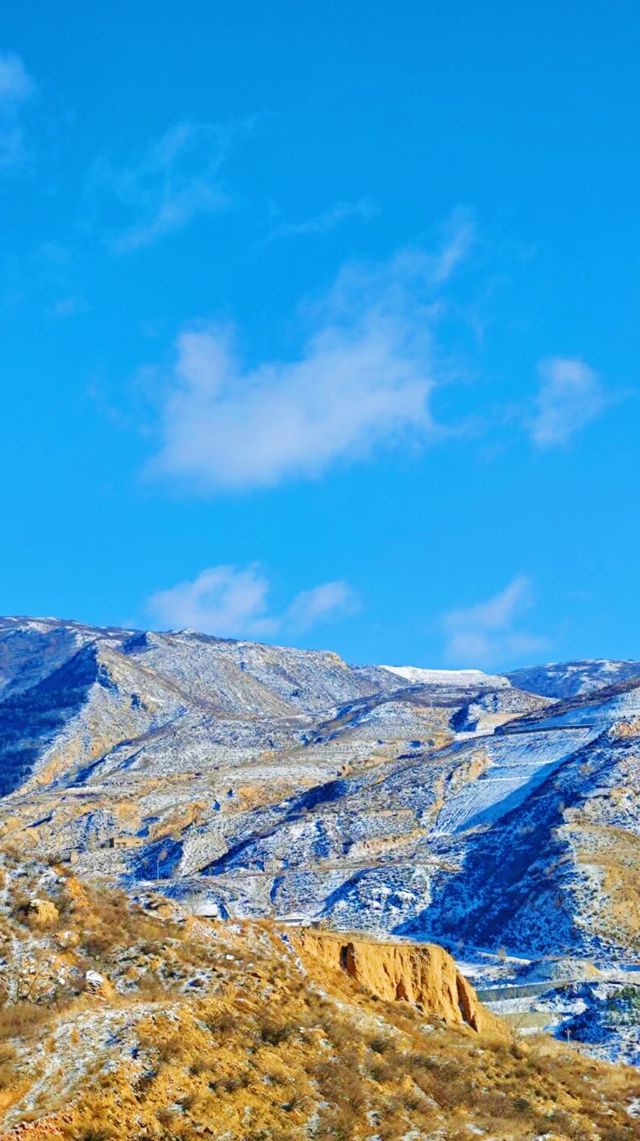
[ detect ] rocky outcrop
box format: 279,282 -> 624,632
292,929 -> 506,1037
83,969 -> 113,998
25,898 -> 59,929
1,1112 -> 71,1138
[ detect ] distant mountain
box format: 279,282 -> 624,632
507,658 -> 640,699
380,664 -> 511,688
1,616 -> 639,968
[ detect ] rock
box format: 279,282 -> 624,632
84,969 -> 112,997
192,900 -> 222,918
1,1110 -> 71,1137
26,898 -> 59,929
55,929 -> 79,950
292,929 -> 507,1037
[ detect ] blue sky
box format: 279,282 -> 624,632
1,2 -> 639,669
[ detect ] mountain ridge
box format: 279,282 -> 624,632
0,615 -> 639,969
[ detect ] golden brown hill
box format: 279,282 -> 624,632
292,928 -> 506,1037
0,856 -> 639,1140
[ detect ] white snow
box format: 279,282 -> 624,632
380,665 -> 511,688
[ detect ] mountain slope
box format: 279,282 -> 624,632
0,617 -> 639,970
507,659 -> 640,699
2,856 -> 639,1140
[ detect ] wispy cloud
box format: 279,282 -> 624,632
529,357 -> 605,448
88,119 -> 252,252
146,221 -> 473,493
284,580 -> 359,631
430,207 -> 475,283
441,575 -> 549,668
267,197 -> 376,240
0,51 -> 36,170
146,564 -> 358,638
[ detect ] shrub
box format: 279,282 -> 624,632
0,1001 -> 52,1040
259,1019 -> 294,1046
203,1008 -> 236,1035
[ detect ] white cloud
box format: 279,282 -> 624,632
267,198 -> 376,240
147,565 -> 275,637
441,575 -> 549,668
89,119 -> 251,252
284,581 -> 358,632
147,227 -> 475,492
146,564 -> 358,639
530,357 -> 605,448
0,51 -> 36,169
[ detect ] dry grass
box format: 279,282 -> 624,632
0,858 -> 639,1139
576,823 -> 640,950
0,1002 -> 55,1042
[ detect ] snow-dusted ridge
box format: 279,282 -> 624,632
380,664 -> 511,688
507,657 -> 640,699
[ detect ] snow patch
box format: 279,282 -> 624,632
380,665 -> 511,689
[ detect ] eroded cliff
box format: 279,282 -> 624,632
292,929 -> 506,1037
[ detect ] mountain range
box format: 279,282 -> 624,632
1,615 -> 639,969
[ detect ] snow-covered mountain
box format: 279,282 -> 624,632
381,665 -> 511,688
1,616 -> 639,969
507,658 -> 640,699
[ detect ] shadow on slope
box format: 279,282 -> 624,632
0,644 -> 104,796
394,748 -> 591,956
